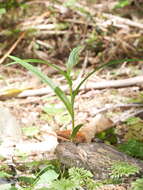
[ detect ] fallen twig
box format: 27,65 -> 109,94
115,108 -> 143,124
93,103 -> 143,115
85,75 -> 143,90
16,75 -> 143,98
102,13 -> 143,29
0,76 -> 142,100
0,32 -> 25,65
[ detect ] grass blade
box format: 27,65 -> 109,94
8,55 -> 73,116
55,87 -> 72,115
7,59 -> 72,87
70,124 -> 83,140
9,56 -> 56,89
66,46 -> 83,75
75,58 -> 143,93
44,62 -> 72,87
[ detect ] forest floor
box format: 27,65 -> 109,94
0,0 -> 143,189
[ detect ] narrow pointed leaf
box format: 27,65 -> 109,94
70,124 -> 83,139
8,58 -> 73,87
75,58 -> 143,92
54,86 -> 72,116
6,61 -> 18,66
8,56 -> 72,116
66,46 -> 83,75
42,62 -> 72,87
9,56 -> 56,89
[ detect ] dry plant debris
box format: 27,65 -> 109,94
97,184 -> 127,190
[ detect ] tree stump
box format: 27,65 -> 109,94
56,142 -> 143,180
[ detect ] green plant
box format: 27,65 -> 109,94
49,178 -> 78,190
120,116 -> 143,142
68,167 -> 99,189
118,139 -> 143,159
0,165 -> 101,190
110,161 -> 139,181
42,103 -> 71,128
131,178 -> 143,190
34,169 -> 59,188
34,167 -> 100,190
126,117 -> 141,125
0,0 -> 22,10
96,127 -> 117,145
114,0 -> 131,8
8,49 -> 143,140
22,125 -> 40,138
0,8 -> 6,16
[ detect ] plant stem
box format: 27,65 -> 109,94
70,85 -> 75,130
71,98 -> 75,130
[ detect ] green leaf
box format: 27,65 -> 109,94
8,58 -> 70,86
64,0 -> 76,7
50,178 -> 78,190
56,114 -> 71,125
24,59 -> 72,86
35,169 -> 59,186
8,56 -> 56,89
0,8 -> 6,15
66,46 -> 83,75
70,124 -> 83,139
114,0 -> 130,8
0,171 -> 12,178
8,56 -> 72,116
110,161 -> 139,179
18,176 -> 35,185
55,87 -> 72,116
125,117 -> 141,125
118,139 -> 143,159
43,105 -> 65,116
22,126 -> 39,137
43,62 -> 72,87
75,58 -> 143,92
131,178 -> 143,190
8,58 -> 73,90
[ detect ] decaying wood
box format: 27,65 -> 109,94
14,75 -> 143,98
56,142 -> 143,180
80,114 -> 114,142
56,114 -> 114,143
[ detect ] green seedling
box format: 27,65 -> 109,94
110,161 -> 139,180
8,47 -> 143,140
131,178 -> 143,190
114,0 -> 130,9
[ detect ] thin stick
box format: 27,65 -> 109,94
93,103 -> 143,115
114,109 -> 143,124
17,75 -> 143,98
0,75 -> 143,100
0,32 -> 25,65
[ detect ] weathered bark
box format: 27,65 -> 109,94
56,142 -> 143,180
